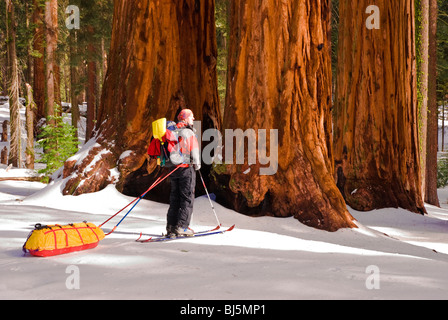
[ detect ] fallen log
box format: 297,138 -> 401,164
0,176 -> 43,182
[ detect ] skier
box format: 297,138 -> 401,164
166,109 -> 201,237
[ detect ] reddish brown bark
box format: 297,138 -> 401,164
69,31 -> 81,138
25,83 -> 35,169
211,0 -> 356,231
62,0 -> 222,196
334,0 -> 425,214
45,0 -> 58,123
86,40 -> 97,139
32,0 -> 46,124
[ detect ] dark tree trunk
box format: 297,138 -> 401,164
33,0 -> 46,126
45,0 -> 58,123
69,30 -> 81,139
425,0 -> 439,206
86,25 -> 97,140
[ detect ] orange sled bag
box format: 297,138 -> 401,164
23,222 -> 105,257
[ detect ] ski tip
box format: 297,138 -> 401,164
227,224 -> 236,231
104,226 -> 117,236
135,232 -> 143,241
136,237 -> 153,243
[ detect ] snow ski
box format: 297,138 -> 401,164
136,225 -> 235,243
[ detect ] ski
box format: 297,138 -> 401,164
135,225 -> 221,242
136,225 -> 235,243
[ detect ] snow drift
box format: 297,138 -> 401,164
1,175 -> 448,299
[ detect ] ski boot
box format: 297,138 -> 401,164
166,224 -> 177,238
174,226 -> 194,237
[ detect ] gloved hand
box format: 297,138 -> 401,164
193,164 -> 201,171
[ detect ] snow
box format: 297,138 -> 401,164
1,175 -> 448,300
65,138 -> 101,167
119,150 -> 134,160
1,101 -> 448,300
0,165 -> 41,179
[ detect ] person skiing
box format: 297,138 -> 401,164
166,109 -> 201,237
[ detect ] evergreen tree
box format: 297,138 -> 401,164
37,105 -> 79,181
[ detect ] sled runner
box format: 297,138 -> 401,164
23,222 -> 105,257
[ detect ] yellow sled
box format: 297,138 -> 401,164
23,222 -> 105,257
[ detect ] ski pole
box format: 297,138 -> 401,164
198,170 -> 221,227
104,166 -> 179,236
99,173 -> 164,228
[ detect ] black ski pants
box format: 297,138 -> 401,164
167,166 -> 196,229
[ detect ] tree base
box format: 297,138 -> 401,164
211,165 -> 357,232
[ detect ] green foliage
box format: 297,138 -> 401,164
437,157 -> 448,188
59,0 -> 114,102
37,106 -> 79,181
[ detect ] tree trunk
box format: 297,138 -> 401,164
334,0 -> 425,214
86,58 -> 97,140
69,30 -> 81,139
25,83 -> 35,169
33,0 -> 46,126
45,0 -> 58,124
62,0 -> 222,197
1,121 -> 7,142
425,0 -> 439,206
416,0 -> 429,199
86,25 -> 97,140
210,0 -> 355,231
1,146 -> 7,165
0,22 -> 6,96
0,28 -> 5,95
5,0 -> 22,168
25,1 -> 33,86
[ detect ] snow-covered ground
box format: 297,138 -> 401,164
1,101 -> 448,300
0,173 -> 448,300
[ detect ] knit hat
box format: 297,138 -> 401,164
177,109 -> 194,121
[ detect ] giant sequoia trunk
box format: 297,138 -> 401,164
334,0 -> 425,214
212,0 -> 356,231
62,0 -> 221,198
